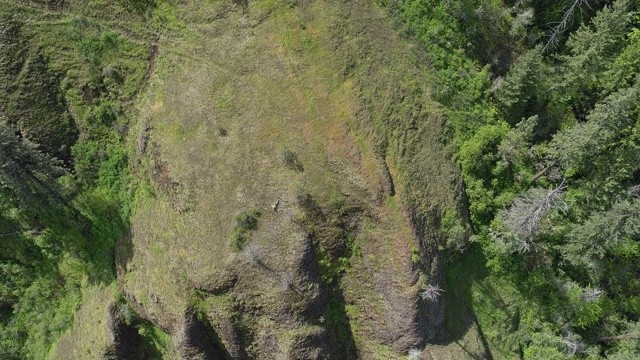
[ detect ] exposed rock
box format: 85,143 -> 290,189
104,301 -> 144,360
286,327 -> 334,360
175,308 -> 231,360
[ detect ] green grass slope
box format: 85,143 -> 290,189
0,1 -> 176,358
119,0 -> 469,358
0,0 -> 512,358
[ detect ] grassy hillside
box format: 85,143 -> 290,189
1,0 -> 639,359
1,0 -> 468,358
120,0 -> 465,358
0,0 -> 170,358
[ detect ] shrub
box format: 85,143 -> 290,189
280,146 -> 304,172
230,209 -> 261,250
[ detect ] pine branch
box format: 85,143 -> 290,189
544,0 -> 591,52
0,231 -> 22,238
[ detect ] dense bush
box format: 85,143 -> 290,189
230,209 -> 261,250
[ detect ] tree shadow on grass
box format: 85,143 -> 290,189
323,281 -> 357,359
437,244 -> 495,359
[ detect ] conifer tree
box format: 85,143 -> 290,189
0,117 -> 65,210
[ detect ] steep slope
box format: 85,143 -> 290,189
4,0 -> 639,358
117,0 -> 470,358
0,1 -> 157,359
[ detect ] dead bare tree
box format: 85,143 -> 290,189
492,181 -> 568,253
530,160 -> 558,183
407,348 -> 422,360
582,287 -> 604,303
243,244 -> 265,267
559,331 -> 587,357
419,284 -> 444,302
543,0 -> 591,52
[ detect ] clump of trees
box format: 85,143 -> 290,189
0,118 -> 66,208
387,0 -> 640,357
491,182 -> 567,255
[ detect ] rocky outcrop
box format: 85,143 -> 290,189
175,308 -> 232,360
286,327 -> 333,360
104,301 -> 145,360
